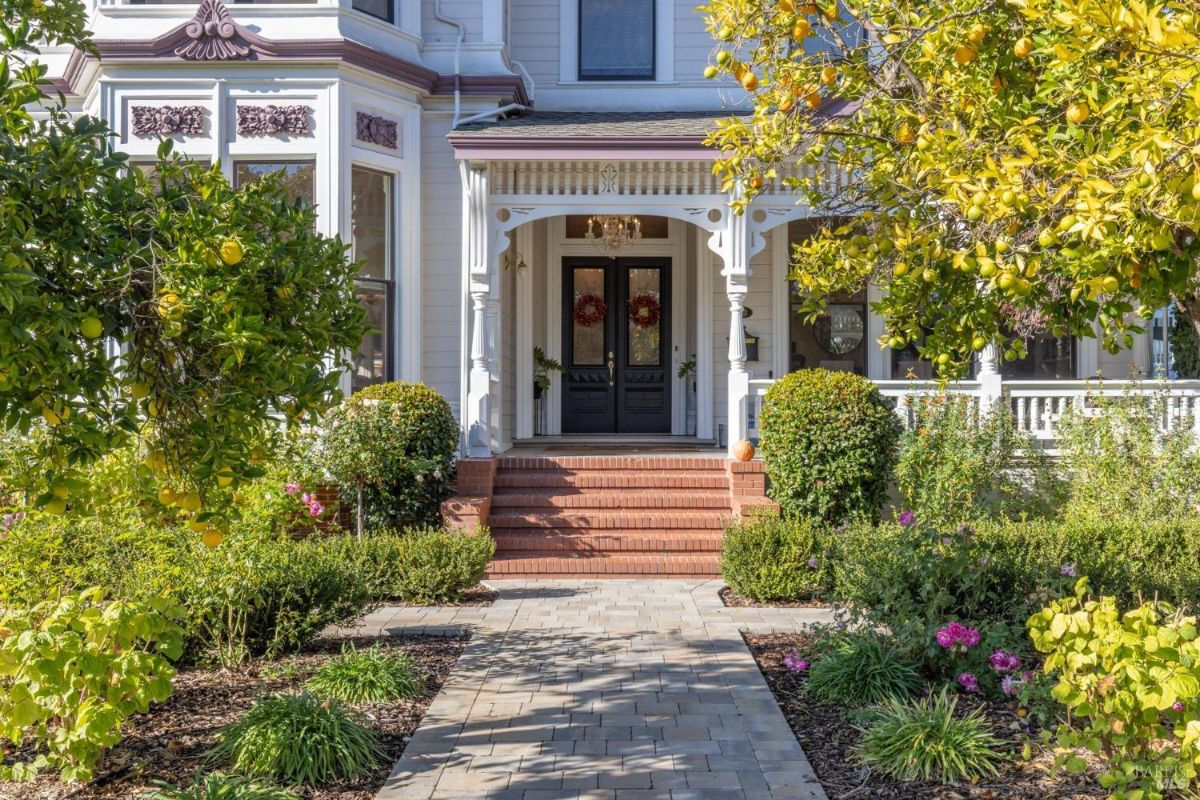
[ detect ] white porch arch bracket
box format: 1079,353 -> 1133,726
460,158 -> 816,456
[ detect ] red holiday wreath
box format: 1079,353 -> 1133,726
627,293 -> 661,328
573,293 -> 607,327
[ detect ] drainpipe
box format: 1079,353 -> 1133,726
433,0 -> 466,128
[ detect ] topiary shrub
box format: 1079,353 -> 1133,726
758,369 -> 902,523
720,515 -> 829,602
391,526 -> 495,604
322,382 -> 459,532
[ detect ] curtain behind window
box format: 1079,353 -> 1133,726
579,0 -> 654,79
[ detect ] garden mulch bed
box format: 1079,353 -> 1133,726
719,586 -> 831,609
2,634 -> 469,800
745,633 -> 1107,800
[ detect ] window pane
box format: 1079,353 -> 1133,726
572,267 -> 606,365
352,0 -> 391,19
788,285 -> 865,374
234,161 -> 315,206
627,268 -> 661,367
1002,335 -> 1075,380
353,281 -> 389,392
352,167 -> 390,280
580,0 -> 654,79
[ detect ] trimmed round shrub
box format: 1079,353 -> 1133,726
307,644 -> 425,703
857,690 -> 1003,784
721,516 -> 829,602
208,693 -> 384,787
322,382 -> 459,531
806,633 -> 921,705
758,369 -> 902,523
391,526 -> 495,604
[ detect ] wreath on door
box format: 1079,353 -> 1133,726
573,293 -> 607,327
627,293 -> 661,328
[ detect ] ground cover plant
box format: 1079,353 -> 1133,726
0,635 -> 466,800
306,645 -> 425,704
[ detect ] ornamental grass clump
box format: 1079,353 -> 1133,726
857,689 -> 1004,784
306,644 -> 425,703
806,632 -> 922,706
207,693 -> 384,787
142,772 -> 297,800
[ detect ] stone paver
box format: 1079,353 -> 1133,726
340,579 -> 832,800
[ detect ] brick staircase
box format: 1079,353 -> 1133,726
444,454 -> 777,578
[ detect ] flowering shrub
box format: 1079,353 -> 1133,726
1029,579 -> 1200,796
894,394 -> 1059,528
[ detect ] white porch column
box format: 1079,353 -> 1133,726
977,343 -> 1003,414
461,162 -> 498,458
721,203 -> 752,455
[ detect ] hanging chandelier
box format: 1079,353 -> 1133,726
585,214 -> 642,253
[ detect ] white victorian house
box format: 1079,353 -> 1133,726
38,0 -> 1200,577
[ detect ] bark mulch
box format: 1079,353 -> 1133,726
719,586 -> 832,609
2,634 -> 469,800
745,632 -> 1107,800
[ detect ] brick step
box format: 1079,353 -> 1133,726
489,490 -> 732,510
492,471 -> 731,490
484,551 -> 722,578
491,530 -> 725,553
495,456 -> 729,471
487,511 -> 731,530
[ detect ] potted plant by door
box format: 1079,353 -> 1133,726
533,347 -> 563,435
678,356 -> 697,436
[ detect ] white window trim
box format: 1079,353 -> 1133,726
560,0 -> 674,84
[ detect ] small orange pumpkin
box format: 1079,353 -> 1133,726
733,439 -> 756,462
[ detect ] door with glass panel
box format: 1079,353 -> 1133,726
562,257 -> 670,434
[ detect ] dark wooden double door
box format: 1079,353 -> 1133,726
562,257 -> 671,434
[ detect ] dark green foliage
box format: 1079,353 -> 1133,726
806,633 -> 922,705
390,526 -> 496,604
758,369 -> 902,522
320,531 -> 408,601
306,645 -> 424,703
207,694 -> 384,787
857,690 -> 1004,784
142,773 -> 296,800
322,382 -> 459,530
720,515 -> 829,602
1171,313 -> 1200,378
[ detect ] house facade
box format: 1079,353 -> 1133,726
41,0 -> 1198,461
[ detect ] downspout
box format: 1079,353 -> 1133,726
433,0 -> 466,128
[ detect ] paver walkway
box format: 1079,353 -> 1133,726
338,579 -> 833,800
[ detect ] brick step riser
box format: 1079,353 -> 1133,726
488,515 -> 731,531
485,555 -> 721,577
491,475 -> 731,490
495,457 -> 729,471
489,494 -> 733,510
492,533 -> 724,553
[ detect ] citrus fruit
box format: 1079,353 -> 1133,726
1013,37 -> 1034,57
703,65 -> 718,79
179,492 -> 202,513
820,65 -> 837,85
1065,103 -> 1089,124
202,529 -> 225,549
80,316 -> 103,339
130,381 -> 151,399
219,239 -> 243,266
51,483 -> 69,499
792,19 -> 811,38
954,45 -> 977,65
45,498 -> 67,515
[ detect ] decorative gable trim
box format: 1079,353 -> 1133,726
175,0 -> 253,60
355,111 -> 398,150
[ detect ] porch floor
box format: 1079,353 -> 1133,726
508,435 -> 720,458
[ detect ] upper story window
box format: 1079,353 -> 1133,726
578,0 -> 655,80
352,0 -> 392,22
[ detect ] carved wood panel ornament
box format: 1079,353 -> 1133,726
356,111 -> 398,150
131,105 -> 205,137
176,0 -> 252,60
236,105 -> 310,136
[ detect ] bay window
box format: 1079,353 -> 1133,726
350,166 -> 394,392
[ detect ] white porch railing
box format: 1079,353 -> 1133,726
747,378 -> 1200,450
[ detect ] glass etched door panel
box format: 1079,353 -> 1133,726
627,268 -> 661,367
572,267 -> 606,366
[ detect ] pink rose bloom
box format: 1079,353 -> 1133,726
807,557 -> 819,570
957,672 -> 980,693
1174,702 -> 1186,713
936,628 -> 955,648
990,650 -> 1022,672
285,482 -> 301,495
1001,675 -> 1021,696
783,653 -> 809,672
308,501 -> 324,517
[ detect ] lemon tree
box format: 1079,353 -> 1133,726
1,0 -> 367,525
702,0 -> 1200,374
